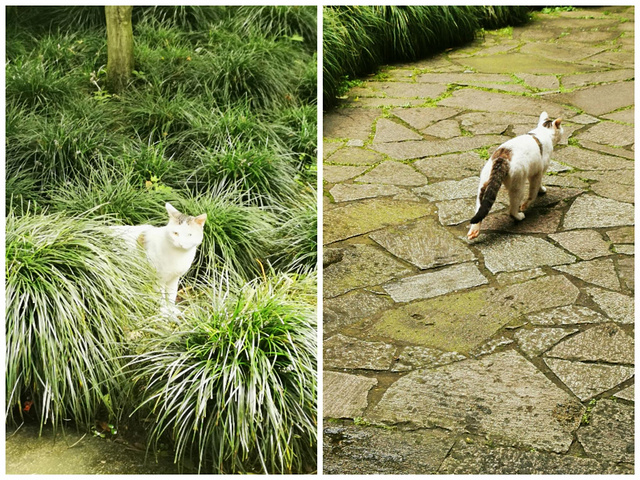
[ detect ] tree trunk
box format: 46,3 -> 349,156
105,6 -> 134,93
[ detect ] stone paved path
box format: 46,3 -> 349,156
322,7 -> 634,474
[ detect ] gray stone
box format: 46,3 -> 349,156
553,146 -> 632,171
576,121 -> 634,147
356,161 -> 427,186
549,230 -> 612,260
414,152 -> 486,180
422,119 -> 461,138
591,181 -> 634,204
439,88 -> 568,117
548,82 -> 634,116
606,226 -> 634,244
329,183 -> 404,202
569,113 -> 600,125
323,424 -> 454,475
323,371 -> 377,418
437,197 -> 501,226
324,108 -> 378,140
439,440 -> 621,475
373,118 -> 422,144
324,142 -> 343,159
325,147 -> 385,165
323,244 -> 413,298
372,81 -> 447,99
382,263 -> 488,303
354,97 -> 423,108
324,165 -> 368,184
544,358 -> 634,401
615,244 -> 635,255
371,135 -> 507,160
602,107 -> 634,124
457,112 -> 539,135
368,351 -> 584,453
324,334 -> 396,371
520,42 -> 605,63
577,399 -> 635,463
613,385 -> 634,402
586,287 -> 634,324
369,217 -> 474,270
577,139 -> 635,160
514,327 -> 579,357
416,72 -> 513,85
413,176 -> 478,201
561,69 -> 635,88
477,235 -> 576,273
324,290 -> 393,337
617,255 -> 633,291
391,106 -> 459,130
517,73 -> 560,91
528,305 -> 609,326
468,335 -> 513,357
481,208 -> 563,235
554,258 -> 620,290
346,139 -> 364,147
323,197 -> 435,245
371,275 -> 579,353
495,268 -> 545,286
547,323 -> 634,364
563,195 -> 634,230
391,346 -> 467,372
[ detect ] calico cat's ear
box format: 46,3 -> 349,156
165,202 -> 182,219
538,112 -> 548,125
194,214 -> 207,227
553,118 -> 562,129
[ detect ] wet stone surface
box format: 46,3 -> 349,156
323,6 -> 634,475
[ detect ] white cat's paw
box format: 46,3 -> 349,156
512,212 -> 525,221
539,185 -> 547,194
160,304 -> 181,318
467,224 -> 481,240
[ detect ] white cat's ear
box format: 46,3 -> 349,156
553,118 -> 562,128
165,202 -> 181,219
538,112 -> 548,125
194,214 -> 207,227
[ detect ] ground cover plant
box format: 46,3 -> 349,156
323,5 -> 531,108
6,5 -> 317,474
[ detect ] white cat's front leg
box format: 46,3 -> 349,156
166,277 -> 180,305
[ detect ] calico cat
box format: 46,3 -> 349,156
112,203 -> 206,306
467,112 -> 563,240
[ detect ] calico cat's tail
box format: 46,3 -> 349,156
469,154 -> 510,225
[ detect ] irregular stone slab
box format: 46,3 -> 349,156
563,195 -> 634,230
514,327 -> 579,357
325,147 -> 385,165
544,358 -> 634,401
439,439 -> 624,475
606,226 -> 634,244
382,263 -> 488,303
329,183 -> 404,202
458,111 -> 539,135
323,371 -> 377,418
391,346 -> 466,372
469,335 -> 514,357
368,351 -> 584,453
477,235 -> 576,273
495,268 -> 545,286
324,334 -> 395,371
549,230 -> 612,260
324,108 -> 378,140
613,385 -> 634,402
547,323 -> 634,364
528,305 -> 609,326
517,73 -> 560,91
577,139 -> 635,160
413,176 -> 478,201
577,399 -> 634,463
548,82 -> 634,116
391,106 -> 459,130
553,146 -> 632,171
569,113 -> 599,125
346,139 -> 364,147
439,88 -> 569,117
369,217 -> 474,270
373,118 -> 422,143
372,135 -> 506,160
372,81 -> 447,99
615,244 -> 634,255
324,142 -> 343,159
437,198 -> 505,226
323,424 -> 455,475
554,258 -> 620,290
356,161 -> 427,186
617,255 -> 633,291
354,97 -> 423,108
576,121 -> 634,147
456,52 -> 586,75
324,290 -> 393,337
587,50 -> 634,69
602,107 -> 634,124
372,275 -> 579,353
324,244 -> 413,298
324,165 -> 368,184
324,197 -> 435,245
481,208 -> 563,235
414,152 -> 486,180
586,287 -> 634,324
416,72 -> 513,84
422,119 -> 461,138
520,41 -> 605,63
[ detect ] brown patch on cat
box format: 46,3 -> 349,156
491,147 -> 513,162
542,118 -> 553,128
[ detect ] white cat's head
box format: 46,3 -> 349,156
164,203 -> 207,250
538,111 -> 563,146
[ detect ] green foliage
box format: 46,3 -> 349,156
129,273 -> 317,473
5,211 -> 160,431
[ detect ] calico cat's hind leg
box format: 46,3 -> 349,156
508,180 -> 526,221
521,173 -> 544,211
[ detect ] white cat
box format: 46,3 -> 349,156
112,203 -> 207,306
467,112 -> 563,240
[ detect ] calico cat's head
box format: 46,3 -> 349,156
164,203 -> 207,250
538,111 -> 563,146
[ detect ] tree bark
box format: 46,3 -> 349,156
105,6 -> 134,93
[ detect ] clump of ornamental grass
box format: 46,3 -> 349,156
5,211 -> 161,432
128,272 -> 317,473
270,103 -> 318,172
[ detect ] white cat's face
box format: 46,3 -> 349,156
164,203 -> 207,250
